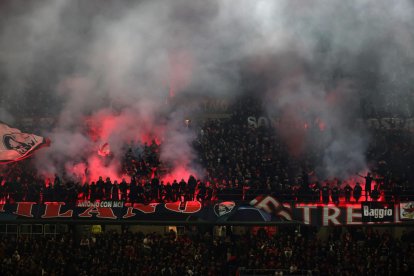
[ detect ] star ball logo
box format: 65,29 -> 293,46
214,201 -> 236,217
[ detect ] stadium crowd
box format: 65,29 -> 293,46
1,98 -> 414,205
0,226 -> 413,275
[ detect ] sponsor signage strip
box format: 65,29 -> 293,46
361,202 -> 394,222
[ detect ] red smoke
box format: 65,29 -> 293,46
140,133 -> 162,146
38,172 -> 55,188
87,155 -> 130,183
77,109 -> 172,184
75,112 -> 162,183
161,165 -> 197,184
65,162 -> 88,184
86,110 -> 166,144
332,171 -> 384,203
98,143 -> 111,157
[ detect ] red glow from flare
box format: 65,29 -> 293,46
92,114 -> 118,142
140,133 -> 162,146
87,156 -> 130,183
81,111 -> 166,184
80,109 -> 203,186
86,112 -> 165,146
65,162 -> 87,183
41,174 -> 54,188
161,166 -> 196,184
98,143 -> 111,157
328,172 -> 384,203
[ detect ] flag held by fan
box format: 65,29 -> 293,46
0,122 -> 50,163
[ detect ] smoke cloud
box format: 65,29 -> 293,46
0,0 -> 413,181
0,108 -> 15,125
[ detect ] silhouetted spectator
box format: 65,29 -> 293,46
172,180 -> 179,201
111,181 -> 119,200
344,183 -> 352,203
104,177 -> 112,200
354,182 -> 362,202
119,179 -> 128,201
90,182 -> 97,201
96,177 -> 105,201
322,184 -> 330,204
82,182 -> 90,200
331,185 -> 339,205
164,182 -> 173,202
188,175 -> 197,201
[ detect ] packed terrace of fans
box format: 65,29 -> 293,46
1,226 -> 413,275
1,98 -> 414,205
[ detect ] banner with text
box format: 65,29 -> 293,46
361,202 -> 394,223
0,197 -> 411,226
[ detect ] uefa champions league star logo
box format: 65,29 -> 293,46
3,133 -> 37,155
214,201 -> 236,217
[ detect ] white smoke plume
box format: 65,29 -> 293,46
0,0 -> 413,181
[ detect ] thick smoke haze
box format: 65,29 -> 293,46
0,0 -> 413,181
0,108 -> 15,125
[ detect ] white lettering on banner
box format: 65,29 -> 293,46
77,201 -> 124,208
346,207 -> 362,225
113,201 -> 124,208
363,206 -> 392,218
100,201 -> 112,208
247,116 -> 257,128
296,206 -> 317,225
323,206 -> 341,226
247,116 -> 280,129
258,117 -> 269,128
251,196 -> 292,220
77,201 -> 99,208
